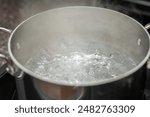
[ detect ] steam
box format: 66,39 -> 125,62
19,0 -> 100,20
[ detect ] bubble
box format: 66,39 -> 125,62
25,48 -> 137,85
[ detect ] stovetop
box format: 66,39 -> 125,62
0,0 -> 150,100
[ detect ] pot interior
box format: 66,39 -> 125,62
9,7 -> 150,86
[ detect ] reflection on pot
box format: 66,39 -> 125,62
33,79 -> 85,100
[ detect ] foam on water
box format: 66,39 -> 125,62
25,49 -> 137,84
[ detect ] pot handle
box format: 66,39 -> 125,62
0,27 -> 26,99
0,27 -> 22,76
0,27 -> 12,33
145,24 -> 150,69
145,23 -> 150,30
0,27 -> 23,76
0,27 -> 16,75
0,52 -> 16,75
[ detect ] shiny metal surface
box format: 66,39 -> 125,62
0,53 -> 15,75
0,28 -> 16,75
145,23 -> 150,30
0,27 -> 12,33
8,6 -> 150,86
145,23 -> 150,69
33,79 -> 85,100
1,6 -> 150,99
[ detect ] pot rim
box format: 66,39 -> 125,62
8,6 -> 150,86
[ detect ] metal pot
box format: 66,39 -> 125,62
0,6 -> 150,99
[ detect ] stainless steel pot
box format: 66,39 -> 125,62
0,6 -> 150,99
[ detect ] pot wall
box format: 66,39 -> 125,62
21,64 -> 146,100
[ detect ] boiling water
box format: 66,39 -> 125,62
25,49 -> 137,85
